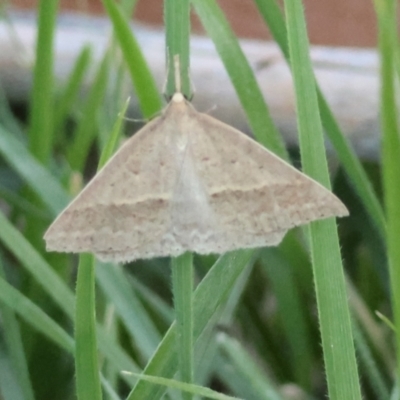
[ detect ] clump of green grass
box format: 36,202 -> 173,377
0,0 -> 398,399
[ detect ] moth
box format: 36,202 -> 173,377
44,92 -> 348,262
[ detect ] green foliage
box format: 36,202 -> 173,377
0,0 -> 398,399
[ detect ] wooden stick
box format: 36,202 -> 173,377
0,10 -> 380,160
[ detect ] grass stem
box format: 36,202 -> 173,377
172,252 -> 194,400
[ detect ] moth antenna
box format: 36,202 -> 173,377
173,54 -> 182,94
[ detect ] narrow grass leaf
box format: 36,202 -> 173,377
96,263 -> 162,360
128,276 -> 175,326
219,334 -> 284,400
54,45 -> 92,134
171,252 -> 194,400
0,84 -> 23,136
260,248 -> 313,388
98,97 -> 130,170
164,5 -> 193,392
191,0 -> 288,159
0,125 -> 69,215
0,211 -> 139,381
0,261 -> 35,400
0,348 -> 25,400
164,0 -> 191,98
352,319 -> 390,400
67,53 -> 110,171
0,210 -> 74,311
0,274 -> 74,353
75,253 -> 102,400
127,250 -> 254,400
252,0 -> 386,241
283,0 -> 362,398
347,277 -> 394,374
374,0 -> 400,378
28,0 -> 59,162
102,0 -> 162,118
124,372 -> 243,400
0,269 -> 128,398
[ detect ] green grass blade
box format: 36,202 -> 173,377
98,97 -> 130,170
283,0 -> 362,398
127,250 -> 254,400
164,2 -> 194,398
252,0 -> 386,241
28,0 -> 59,163
0,348 -> 25,400
171,252 -> 194,400
0,124 -> 69,215
195,263 -> 254,386
0,210 -> 74,311
75,254 -> 103,400
0,83 -> 23,136
0,210 -> 139,382
218,334 -> 284,400
96,263 -> 162,360
124,372 -> 243,400
164,0 -> 191,98
347,277 -> 394,375
260,248 -> 313,389
0,261 -> 35,400
0,266 -> 129,398
54,45 -> 92,134
128,276 -> 175,326
0,273 -> 74,353
67,53 -> 110,171
190,0 -> 288,159
374,0 -> 400,380
352,319 -> 390,400
102,0 -> 162,117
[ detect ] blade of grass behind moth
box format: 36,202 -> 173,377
102,0 -> 162,118
0,349 -> 25,400
195,258 -> 255,390
75,253 -> 102,400
0,211 -> 140,385
98,97 -> 130,170
28,0 -> 59,163
0,268 -> 128,398
0,264 -> 74,354
126,250 -> 254,400
374,0 -> 400,381
164,1 -> 194,399
67,52 -> 110,172
0,260 -> 35,400
218,334 -> 284,400
164,0 -> 191,98
352,318 -> 390,400
96,263 -> 162,361
260,248 -> 313,389
0,82 -> 23,136
0,124 -> 69,215
53,46 -> 92,137
171,252 -> 194,400
190,0 -> 288,160
347,276 -> 394,374
283,0 -> 362,398
252,0 -> 386,241
124,372 -> 243,400
128,276 -> 175,327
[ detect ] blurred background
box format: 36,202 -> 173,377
12,0 -> 377,46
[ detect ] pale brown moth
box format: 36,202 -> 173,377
44,92 -> 348,262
